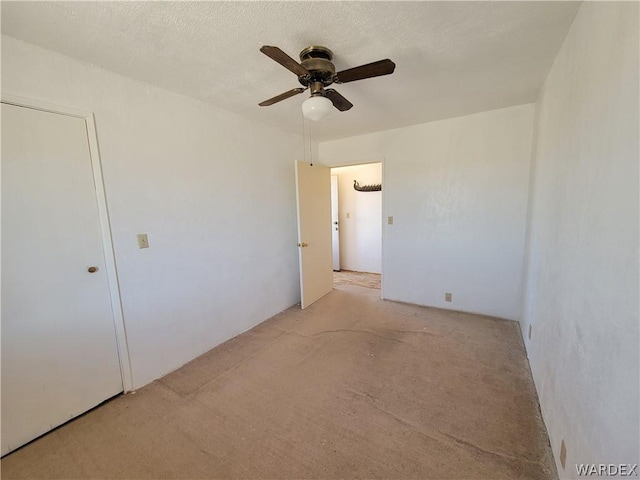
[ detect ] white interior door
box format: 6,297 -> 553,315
295,161 -> 333,309
1,103 -> 124,455
330,175 -> 340,271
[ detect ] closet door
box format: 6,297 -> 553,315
1,103 -> 123,455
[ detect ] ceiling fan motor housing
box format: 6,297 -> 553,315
298,46 -> 336,89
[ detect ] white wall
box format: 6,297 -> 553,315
1,36 -> 301,388
331,163 -> 382,273
521,2 -> 639,475
321,105 -> 534,320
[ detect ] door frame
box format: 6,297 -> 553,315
2,93 -> 134,392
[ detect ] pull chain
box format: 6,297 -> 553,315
302,115 -> 313,166
308,118 -> 313,166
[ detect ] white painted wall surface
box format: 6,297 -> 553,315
520,3 -> 639,475
2,36 -> 301,388
331,163 -> 382,273
321,105 -> 534,320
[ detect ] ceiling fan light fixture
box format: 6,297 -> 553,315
302,95 -> 332,121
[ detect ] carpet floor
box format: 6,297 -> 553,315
333,270 -> 381,290
0,285 -> 556,479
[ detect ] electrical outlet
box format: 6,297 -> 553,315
387,216 -> 394,225
346,212 -> 351,219
137,233 -> 149,249
445,293 -> 452,302
528,325 -> 532,340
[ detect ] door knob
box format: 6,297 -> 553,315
87,266 -> 99,273
297,242 -> 309,248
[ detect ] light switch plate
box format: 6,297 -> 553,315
388,216 -> 393,225
137,233 -> 149,249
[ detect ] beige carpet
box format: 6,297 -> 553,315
1,285 -> 556,479
333,270 -> 381,289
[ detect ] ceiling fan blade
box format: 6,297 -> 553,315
324,89 -> 353,111
335,59 -> 396,84
260,46 -> 309,77
259,88 -> 307,106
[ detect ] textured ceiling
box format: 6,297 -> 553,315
1,1 -> 580,141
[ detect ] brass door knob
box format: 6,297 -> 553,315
296,242 -> 309,248
88,266 -> 99,273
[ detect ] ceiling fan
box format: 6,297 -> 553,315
258,45 -> 396,121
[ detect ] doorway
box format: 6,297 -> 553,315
330,162 -> 382,291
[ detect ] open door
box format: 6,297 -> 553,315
295,161 -> 333,309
